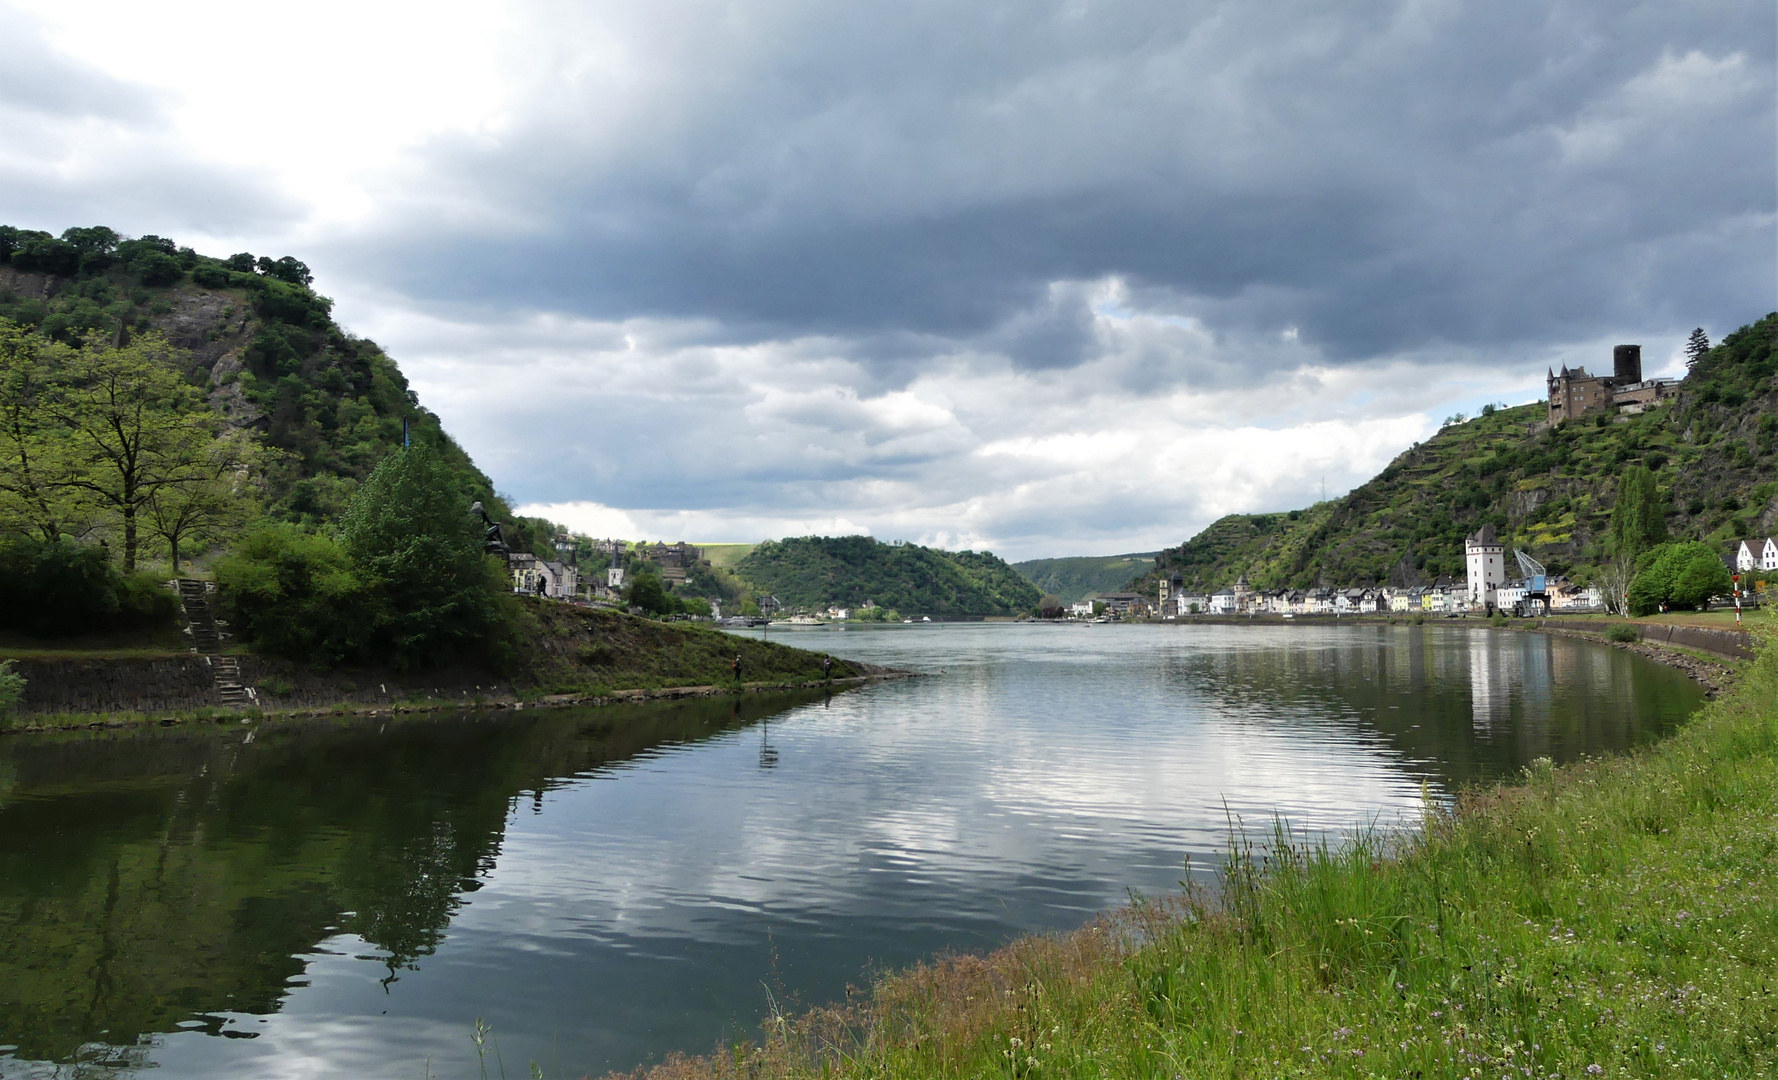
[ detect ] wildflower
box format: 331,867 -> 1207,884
1586,1066 -> 1603,1075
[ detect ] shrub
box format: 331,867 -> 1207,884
215,525 -> 376,666
0,535 -> 176,637
1606,623 -> 1640,643
0,659 -> 24,715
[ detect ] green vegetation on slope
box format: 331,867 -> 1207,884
1011,552 -> 1158,604
633,628 -> 1778,1080
512,599 -> 868,693
1137,314 -> 1778,594
737,535 -> 1042,616
0,224 -> 503,528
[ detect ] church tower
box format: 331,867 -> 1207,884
1465,524 -> 1505,609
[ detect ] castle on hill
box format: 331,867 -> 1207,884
1546,344 -> 1678,425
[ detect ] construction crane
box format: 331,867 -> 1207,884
1513,549 -> 1548,615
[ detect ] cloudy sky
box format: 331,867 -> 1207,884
3,0 -> 1772,559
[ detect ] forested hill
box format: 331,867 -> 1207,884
1133,313 -> 1778,595
736,535 -> 1042,616
1012,552 -> 1158,604
0,224 -> 555,549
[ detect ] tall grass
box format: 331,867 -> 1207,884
623,634 -> 1778,1078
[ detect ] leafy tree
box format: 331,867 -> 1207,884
0,322 -> 87,541
1609,465 -> 1666,560
1627,541 -> 1734,615
226,252 -> 256,272
127,250 -> 183,286
10,235 -> 79,276
339,444 -> 506,668
48,334 -> 222,571
145,430 -> 261,571
1684,328 -> 1710,368
215,526 -> 374,665
264,256 -> 313,286
624,568 -> 674,615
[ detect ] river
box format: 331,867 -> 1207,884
0,622 -> 1703,1078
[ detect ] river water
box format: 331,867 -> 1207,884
0,622 -> 1703,1078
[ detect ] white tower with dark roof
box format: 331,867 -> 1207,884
1465,524 -> 1505,609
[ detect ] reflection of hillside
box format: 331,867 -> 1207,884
0,691 -> 824,1064
1159,626 -> 1701,785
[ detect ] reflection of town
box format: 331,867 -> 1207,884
0,690 -> 826,1067
1157,625 -> 1700,787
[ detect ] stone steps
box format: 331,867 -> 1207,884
172,579 -> 255,708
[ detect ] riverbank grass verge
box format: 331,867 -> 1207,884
628,632 -> 1778,1079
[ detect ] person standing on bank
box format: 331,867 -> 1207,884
731,654 -> 743,684
822,656 -> 832,682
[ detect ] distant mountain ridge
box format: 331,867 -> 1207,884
735,535 -> 1041,616
1129,314 -> 1778,597
1011,552 -> 1159,604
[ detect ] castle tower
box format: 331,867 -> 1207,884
1613,344 -> 1642,385
1465,524 -> 1505,609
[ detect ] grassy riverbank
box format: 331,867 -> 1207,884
2,602 -> 881,729
628,631 -> 1777,1079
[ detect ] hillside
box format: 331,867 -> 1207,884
736,535 -> 1042,616
0,224 -> 557,547
1134,314 -> 1778,595
1012,552 -> 1159,604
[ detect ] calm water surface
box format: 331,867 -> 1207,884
0,623 -> 1703,1077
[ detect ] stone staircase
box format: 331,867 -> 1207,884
173,579 -> 256,708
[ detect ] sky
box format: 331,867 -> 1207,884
2,0 -> 1772,560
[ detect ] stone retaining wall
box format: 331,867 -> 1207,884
15,656 -> 218,715
1537,620 -> 1760,662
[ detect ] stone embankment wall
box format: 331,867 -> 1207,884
14,656 -> 218,715
11,655 -> 511,716
1535,620 -> 1759,662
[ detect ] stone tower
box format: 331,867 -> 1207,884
1613,344 -> 1642,385
1465,524 -> 1505,609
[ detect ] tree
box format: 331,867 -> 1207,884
49,334 -> 220,571
0,322 -> 86,541
145,430 -> 260,571
1627,542 -> 1735,615
1609,465 -> 1666,563
624,568 -> 674,615
339,444 -> 506,667
1684,328 -> 1710,369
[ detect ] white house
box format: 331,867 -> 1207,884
1070,599 -> 1097,618
607,566 -> 626,589
1208,589 -> 1239,614
510,553 -> 580,600
1734,537 -> 1778,573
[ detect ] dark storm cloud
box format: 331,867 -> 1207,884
340,0 -> 1773,375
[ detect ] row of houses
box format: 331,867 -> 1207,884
1116,528 -> 1776,620
1134,575 -> 1605,618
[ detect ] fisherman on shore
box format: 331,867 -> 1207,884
731,654 -> 743,684
822,656 -> 832,682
